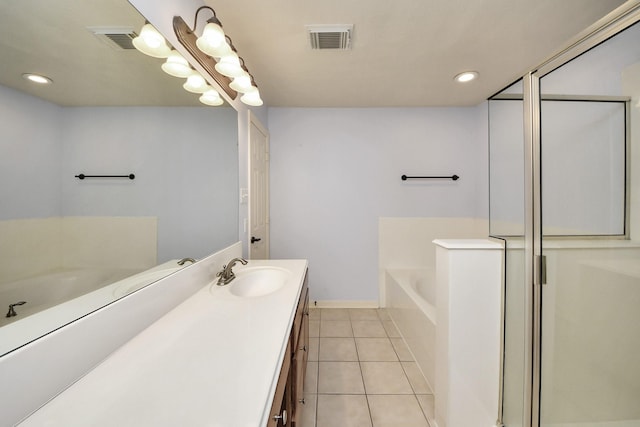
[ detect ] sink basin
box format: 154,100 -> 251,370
228,267 -> 291,297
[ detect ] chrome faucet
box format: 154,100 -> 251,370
177,258 -> 196,266
6,301 -> 26,318
216,258 -> 248,286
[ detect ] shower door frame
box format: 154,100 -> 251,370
520,3 -> 640,426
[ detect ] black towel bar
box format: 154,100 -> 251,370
75,174 -> 135,180
401,174 -> 459,181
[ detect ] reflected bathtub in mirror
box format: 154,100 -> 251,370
0,259 -> 192,356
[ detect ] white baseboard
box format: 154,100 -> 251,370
310,300 -> 379,309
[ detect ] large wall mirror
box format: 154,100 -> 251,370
0,0 -> 239,355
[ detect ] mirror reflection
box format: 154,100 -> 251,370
0,0 -> 239,355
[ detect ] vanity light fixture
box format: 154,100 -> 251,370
199,89 -> 224,106
240,88 -> 263,107
183,72 -> 213,93
194,11 -> 230,59
214,50 -> 245,78
229,73 -> 252,93
132,22 -> 224,107
22,73 -> 52,84
132,22 -> 171,58
173,6 -> 263,106
454,71 -> 479,83
161,50 -> 193,78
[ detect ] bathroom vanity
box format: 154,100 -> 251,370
17,259 -> 309,427
269,265 -> 309,426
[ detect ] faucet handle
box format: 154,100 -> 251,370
216,265 -> 227,277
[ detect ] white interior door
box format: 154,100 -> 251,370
248,112 -> 269,259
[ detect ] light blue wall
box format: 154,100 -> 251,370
0,85 -> 239,262
268,105 -> 489,301
0,85 -> 62,220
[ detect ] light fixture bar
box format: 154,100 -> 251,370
173,15 -> 237,99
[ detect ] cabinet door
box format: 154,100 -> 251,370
269,340 -> 291,426
292,288 -> 309,424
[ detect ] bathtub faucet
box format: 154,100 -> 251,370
177,258 -> 196,266
6,301 -> 26,318
216,258 -> 248,286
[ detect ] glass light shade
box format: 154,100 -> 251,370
132,23 -> 171,58
195,21 -> 230,58
199,89 -> 224,106
183,73 -> 212,93
229,74 -> 253,93
161,51 -> 192,78
214,52 -> 244,77
240,89 -> 263,106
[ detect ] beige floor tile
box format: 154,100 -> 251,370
352,320 -> 387,337
296,393 -> 318,427
416,394 -> 435,425
382,320 -> 401,337
360,362 -> 413,394
305,361 -> 318,394
316,394 -> 372,427
308,338 -> 319,361
298,393 -> 318,427
367,395 -> 429,427
320,320 -> 353,337
349,308 -> 380,320
355,338 -> 398,361
377,308 -> 391,320
319,338 -> 358,361
318,362 -> 365,394
402,362 -> 432,394
309,320 -> 320,338
321,308 -> 350,320
390,338 -> 414,361
309,307 -> 321,320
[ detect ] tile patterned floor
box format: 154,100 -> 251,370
298,308 -> 435,427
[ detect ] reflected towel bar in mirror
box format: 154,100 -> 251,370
75,174 -> 136,180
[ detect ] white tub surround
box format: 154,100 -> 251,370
433,239 -> 504,427
18,259 -> 309,427
378,217 -> 488,306
386,268 -> 437,392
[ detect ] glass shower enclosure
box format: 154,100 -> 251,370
490,6 -> 640,426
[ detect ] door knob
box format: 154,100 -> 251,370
251,236 -> 262,243
273,409 -> 287,424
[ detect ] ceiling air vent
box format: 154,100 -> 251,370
88,27 -> 138,50
306,25 -> 353,50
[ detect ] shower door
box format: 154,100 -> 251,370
536,19 -> 640,427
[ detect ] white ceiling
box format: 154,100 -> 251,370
206,0 -> 627,107
0,0 -> 203,107
0,0 -> 628,107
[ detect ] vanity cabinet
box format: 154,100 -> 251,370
268,270 -> 309,426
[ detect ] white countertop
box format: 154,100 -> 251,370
18,259 -> 308,427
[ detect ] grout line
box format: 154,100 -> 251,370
313,308 -> 433,427
351,315 -> 375,427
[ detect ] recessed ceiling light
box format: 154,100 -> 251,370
454,71 -> 478,83
22,73 -> 53,84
